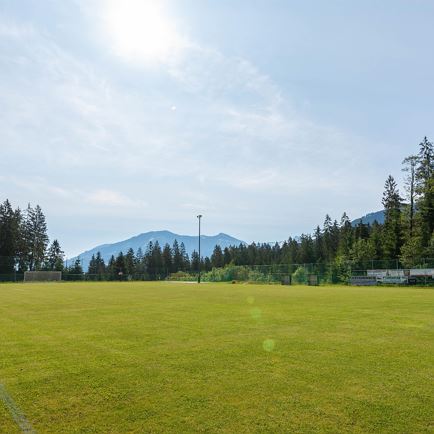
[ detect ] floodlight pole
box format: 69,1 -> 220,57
197,214 -> 202,283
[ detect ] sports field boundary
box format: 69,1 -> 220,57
0,383 -> 36,433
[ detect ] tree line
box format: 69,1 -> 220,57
0,202 -> 64,274
1,136 -> 433,279
81,136 -> 432,280
220,137 -> 434,271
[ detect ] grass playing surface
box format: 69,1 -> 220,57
0,282 -> 433,433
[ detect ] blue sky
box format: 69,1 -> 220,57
1,0 -> 433,257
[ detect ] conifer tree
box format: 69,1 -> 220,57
211,245 -> 224,268
135,247 -> 144,273
382,175 -> 403,259
24,204 -> 49,270
88,254 -> 97,274
190,250 -> 200,272
125,248 -> 135,276
95,252 -> 106,276
46,239 -> 64,271
162,243 -> 173,276
223,247 -> 232,265
172,240 -> 183,272
107,255 -> 116,279
115,252 -> 126,278
415,137 -> 434,248
152,241 -> 163,279
70,257 -> 83,279
402,155 -> 418,237
0,199 -> 20,273
180,242 -> 189,271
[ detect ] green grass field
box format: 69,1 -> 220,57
0,282 -> 433,433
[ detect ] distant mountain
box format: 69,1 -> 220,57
70,230 -> 245,270
351,210 -> 385,226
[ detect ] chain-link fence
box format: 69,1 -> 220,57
1,256 -> 433,285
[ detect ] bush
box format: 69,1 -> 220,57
292,266 -> 307,284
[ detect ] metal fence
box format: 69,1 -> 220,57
1,256 -> 433,285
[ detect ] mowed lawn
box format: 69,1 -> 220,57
0,282 -> 433,433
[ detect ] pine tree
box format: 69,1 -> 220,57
95,252 -> 106,276
382,175 -> 403,259
46,239 -> 64,271
204,257 -> 212,271
415,137 -> 434,249
0,199 -> 20,273
70,257 -> 83,279
88,254 -> 97,274
125,248 -> 135,276
211,245 -> 224,268
115,252 -> 126,279
313,225 -> 323,263
152,242 -> 163,279
322,215 -> 333,261
223,247 -> 232,265
402,155 -> 418,237
135,247 -> 144,273
24,204 -> 49,270
172,240 -> 183,272
162,243 -> 173,276
190,250 -> 200,272
297,235 -> 314,264
107,255 -> 116,279
180,242 -> 189,271
145,242 -> 155,278
338,212 -> 353,256
15,207 -> 28,272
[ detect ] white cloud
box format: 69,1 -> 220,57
84,189 -> 147,207
0,8 -> 384,254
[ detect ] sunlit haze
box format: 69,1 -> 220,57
1,1 -> 433,257
102,0 -> 187,64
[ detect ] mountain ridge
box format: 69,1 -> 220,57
71,211 -> 386,270
70,230 -> 245,270
351,210 -> 385,226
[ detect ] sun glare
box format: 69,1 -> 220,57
103,0 -> 185,65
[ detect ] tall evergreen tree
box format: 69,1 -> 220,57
190,250 -> 200,272
180,242 -> 189,271
211,245 -> 224,268
115,251 -> 126,278
0,199 -> 20,273
46,239 -> 64,271
223,247 -> 232,265
162,243 -> 173,276
70,257 -> 83,277
415,137 -> 434,248
152,242 -> 163,278
24,204 -> 49,270
338,212 -> 353,256
125,248 -> 135,276
382,175 -> 403,259
107,255 -> 116,279
402,155 -> 418,238
172,240 -> 183,272
95,252 -> 106,276
88,254 -> 97,274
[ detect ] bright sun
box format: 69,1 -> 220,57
103,0 -> 184,65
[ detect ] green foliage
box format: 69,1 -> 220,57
0,200 -> 60,274
2,135 -> 434,280
350,239 -> 376,267
292,266 -> 307,284
382,175 -> 403,259
400,237 -> 424,268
